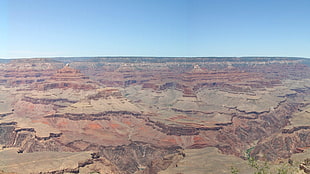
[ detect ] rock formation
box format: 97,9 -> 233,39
0,57 -> 309,173
36,64 -> 98,90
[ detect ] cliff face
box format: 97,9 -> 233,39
0,59 -> 62,87
36,65 -> 98,90
0,57 -> 309,173
216,101 -> 302,158
0,122 -> 16,146
97,142 -> 184,174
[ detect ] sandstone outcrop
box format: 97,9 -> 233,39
0,59 -> 61,87
0,57 -> 309,173
36,64 -> 98,90
97,142 -> 184,174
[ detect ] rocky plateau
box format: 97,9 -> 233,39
0,57 -> 309,174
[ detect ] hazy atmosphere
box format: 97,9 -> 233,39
1,0 -> 310,58
1,1 -> 310,174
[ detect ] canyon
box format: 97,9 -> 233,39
0,57 -> 309,174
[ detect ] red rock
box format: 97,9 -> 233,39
36,64 -> 98,90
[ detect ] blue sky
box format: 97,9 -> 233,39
1,0 -> 310,58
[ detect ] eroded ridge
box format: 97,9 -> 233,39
0,57 -> 309,173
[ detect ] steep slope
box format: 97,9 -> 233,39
0,57 -> 309,173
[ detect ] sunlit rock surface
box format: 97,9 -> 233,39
0,57 -> 309,173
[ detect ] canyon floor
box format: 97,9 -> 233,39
0,57 -> 309,174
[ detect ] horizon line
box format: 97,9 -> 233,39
0,56 -> 309,60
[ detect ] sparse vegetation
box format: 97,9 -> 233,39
230,156 -> 300,174
231,166 -> 239,174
